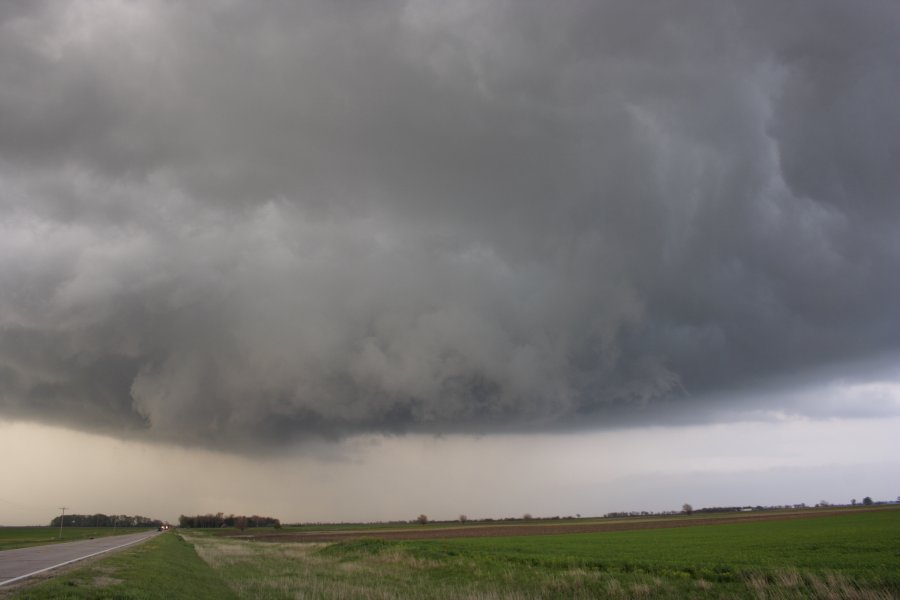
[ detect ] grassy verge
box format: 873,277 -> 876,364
8,533 -> 236,600
183,509 -> 899,599
0,528 -> 150,552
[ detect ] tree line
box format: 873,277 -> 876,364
50,514 -> 163,528
178,513 -> 281,529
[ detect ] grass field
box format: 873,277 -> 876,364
6,509 -> 898,598
5,533 -> 236,600
0,528 -> 150,551
182,508 -> 900,599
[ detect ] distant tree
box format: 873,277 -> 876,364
235,516 -> 248,531
682,504 -> 693,515
818,500 -> 830,508
863,497 -> 873,506
50,513 -> 161,528
458,514 -> 468,523
851,498 -> 857,506
178,513 -> 280,528
523,513 -> 532,521
417,514 -> 428,525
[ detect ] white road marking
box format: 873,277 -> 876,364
0,532 -> 157,587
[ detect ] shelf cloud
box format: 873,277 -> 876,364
1,0 -> 898,452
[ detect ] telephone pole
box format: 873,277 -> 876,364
58,506 -> 68,540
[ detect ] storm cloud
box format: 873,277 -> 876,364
1,0 -> 898,451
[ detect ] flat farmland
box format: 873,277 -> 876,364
231,507 -> 882,543
9,509 -> 898,598
180,507 -> 900,599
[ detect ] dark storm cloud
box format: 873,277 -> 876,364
1,0 -> 898,450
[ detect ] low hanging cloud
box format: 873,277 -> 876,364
1,0 -> 899,451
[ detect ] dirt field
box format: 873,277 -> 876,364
235,508 -> 875,543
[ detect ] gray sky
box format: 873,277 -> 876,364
1,1 -> 899,524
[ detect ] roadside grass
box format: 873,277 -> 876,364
184,509 -> 900,599
0,528 -> 150,551
8,533 -> 236,600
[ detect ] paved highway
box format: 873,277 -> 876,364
0,530 -> 159,587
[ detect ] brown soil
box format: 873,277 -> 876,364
240,508 -> 885,544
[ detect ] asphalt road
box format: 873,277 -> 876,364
0,530 -> 159,587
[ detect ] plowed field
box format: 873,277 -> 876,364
236,508 -> 874,543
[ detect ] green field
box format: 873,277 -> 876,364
400,510 -> 900,579
0,528 -> 151,551
7,509 -> 899,599
398,511 -> 900,595
188,509 -> 899,599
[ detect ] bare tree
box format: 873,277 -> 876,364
417,514 -> 428,525
682,503 -> 693,515
235,516 -> 248,531
458,514 -> 468,523
523,513 -> 533,521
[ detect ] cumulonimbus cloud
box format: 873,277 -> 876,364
1,0 -> 898,451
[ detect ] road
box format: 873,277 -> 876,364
0,530 -> 159,587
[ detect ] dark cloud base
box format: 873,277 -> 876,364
1,0 -> 899,452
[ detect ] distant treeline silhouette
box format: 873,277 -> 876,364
50,514 -> 163,528
178,513 -> 281,528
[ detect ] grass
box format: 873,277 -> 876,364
7,510 -> 898,598
181,508 -> 900,599
7,532 -> 236,600
400,510 -> 900,580
0,528 -> 150,551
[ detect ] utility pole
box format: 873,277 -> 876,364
58,507 -> 68,540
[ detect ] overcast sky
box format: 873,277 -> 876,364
1,0 -> 899,525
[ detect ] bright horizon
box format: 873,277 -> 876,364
3,412 -> 899,526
